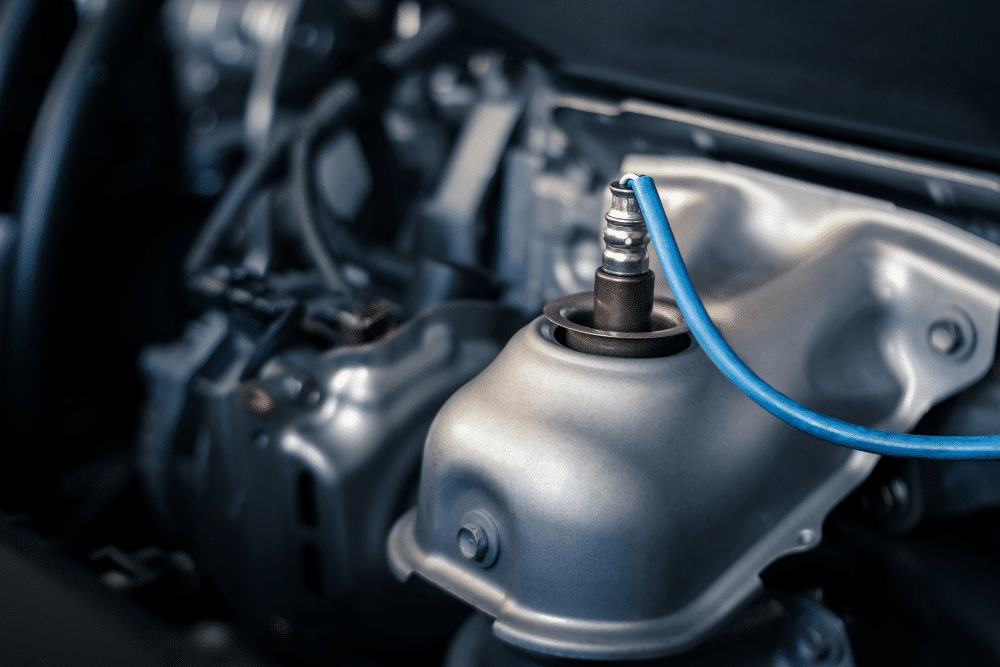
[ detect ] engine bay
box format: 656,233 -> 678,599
2,2 -> 1000,666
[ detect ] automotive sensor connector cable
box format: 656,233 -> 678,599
624,173 -> 1000,459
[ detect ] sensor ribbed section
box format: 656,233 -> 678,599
602,183 -> 650,276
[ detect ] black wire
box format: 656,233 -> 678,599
290,131 -> 346,293
5,0 -> 159,432
183,5 -> 455,286
2,2 -> 454,428
288,81 -> 361,294
183,73 -> 370,288
285,5 -> 457,295
0,0 -> 45,125
185,78 -> 360,293
182,122 -> 294,277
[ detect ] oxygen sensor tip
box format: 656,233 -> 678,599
542,178 -> 689,359
602,182 -> 650,277
593,180 -> 655,332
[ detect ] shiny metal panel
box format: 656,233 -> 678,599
389,158 -> 1000,660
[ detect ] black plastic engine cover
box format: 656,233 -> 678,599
454,0 -> 1000,169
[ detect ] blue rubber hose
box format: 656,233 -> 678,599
626,175 -> 1000,459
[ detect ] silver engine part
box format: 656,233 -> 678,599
444,597 -> 856,667
388,157 -> 1000,660
138,300 -> 524,653
10,2 -> 1000,665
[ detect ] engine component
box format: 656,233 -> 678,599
632,171 -> 1000,457
420,55 -> 530,265
546,180 -> 689,359
388,157 -> 1000,660
139,299 -> 525,660
856,370 -> 1000,535
495,86 -> 1000,318
591,181 -> 653,331
8,2 -> 1000,665
162,0 -> 377,195
443,595 -> 855,667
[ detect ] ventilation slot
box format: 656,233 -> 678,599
301,542 -> 323,596
297,469 -> 318,527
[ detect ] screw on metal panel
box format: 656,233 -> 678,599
244,387 -> 276,418
859,463 -> 925,535
928,319 -> 963,355
457,523 -> 489,561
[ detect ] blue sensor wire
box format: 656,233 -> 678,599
625,174 -> 1000,459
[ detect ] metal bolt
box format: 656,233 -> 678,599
928,319 -> 963,355
457,523 -> 489,561
244,387 -> 276,418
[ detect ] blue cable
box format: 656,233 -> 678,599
626,175 -> 1000,459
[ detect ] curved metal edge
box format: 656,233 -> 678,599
385,318 -> 882,661
388,507 -> 753,660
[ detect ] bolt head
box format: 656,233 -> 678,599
457,523 -> 489,561
928,319 -> 963,355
